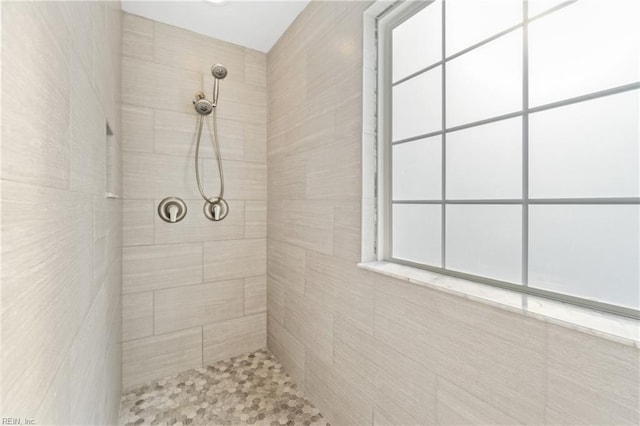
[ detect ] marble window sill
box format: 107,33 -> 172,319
358,261 -> 640,348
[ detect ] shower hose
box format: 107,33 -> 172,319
194,107 -> 225,206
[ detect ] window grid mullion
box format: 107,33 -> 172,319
522,0 -> 530,286
441,0 -> 447,269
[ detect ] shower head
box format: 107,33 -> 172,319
210,64 -> 227,107
193,97 -> 213,115
211,64 -> 228,80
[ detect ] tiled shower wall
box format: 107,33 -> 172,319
266,1 -> 640,425
1,2 -> 123,424
120,13 -> 267,390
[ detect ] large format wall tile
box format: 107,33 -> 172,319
123,199 -> 154,246
122,327 -> 203,390
2,1 -> 122,422
121,14 -> 268,387
123,151 -> 203,199
154,280 -> 244,334
122,292 -> 154,341
122,13 -> 153,61
203,238 -> 266,281
123,243 -> 203,294
267,315 -> 306,387
267,239 -> 306,295
1,181 -> 92,415
436,378 -> 519,425
546,324 -> 640,425
244,275 -> 267,315
269,200 -> 334,254
122,57 -> 201,114
1,2 -> 70,189
203,313 -> 266,364
374,275 -> 547,424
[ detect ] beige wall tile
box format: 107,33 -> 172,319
201,159 -> 267,200
245,48 -> 267,88
245,200 -> 267,238
122,57 -> 200,114
123,243 -> 203,294
333,316 -> 437,425
304,353 -> 373,426
154,280 -> 244,335
203,238 -> 266,281
333,200 -> 361,262
267,151 -> 307,200
245,275 -> 267,315
70,281 -> 112,425
306,251 -> 375,334
154,21 -> 245,81
304,137 -> 361,201
269,200 -> 334,255
154,199 -> 245,244
35,355 -> 70,426
120,17 -> 266,391
267,315 -> 306,387
123,200 -> 154,247
244,123 -> 267,163
437,377 -> 519,425
3,2 -> 121,423
267,279 -> 285,325
122,13 -> 154,61
122,292 -> 154,341
203,313 -> 266,364
69,52 -> 106,195
123,151 -> 203,199
154,109 -> 244,161
374,275 -> 546,424
268,239 -> 306,295
122,327 -> 203,390
284,292 -> 334,367
122,105 -> 154,153
2,2 -> 70,189
1,181 -> 92,414
546,324 -> 640,425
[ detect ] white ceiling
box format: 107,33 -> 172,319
122,0 -> 310,53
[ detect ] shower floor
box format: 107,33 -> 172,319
119,348 -> 328,426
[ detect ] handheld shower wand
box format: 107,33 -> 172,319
192,63 -> 229,221
211,64 -> 227,107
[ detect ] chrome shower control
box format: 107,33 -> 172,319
158,197 -> 187,223
203,198 -> 229,221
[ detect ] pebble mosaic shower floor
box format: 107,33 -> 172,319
119,349 -> 329,426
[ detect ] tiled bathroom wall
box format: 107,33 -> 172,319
1,2 -> 123,424
266,2 -> 640,425
120,13 -> 267,390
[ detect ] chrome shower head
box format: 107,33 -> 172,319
193,96 -> 213,115
211,64 -> 228,80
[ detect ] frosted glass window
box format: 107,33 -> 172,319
529,205 -> 640,309
446,30 -> 522,127
381,0 -> 639,314
446,205 -> 522,283
393,136 -> 442,200
446,0 -> 522,56
392,67 -> 442,141
392,0 -> 442,82
529,0 -> 640,107
392,204 -> 442,266
447,117 -> 522,199
530,90 -> 640,199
